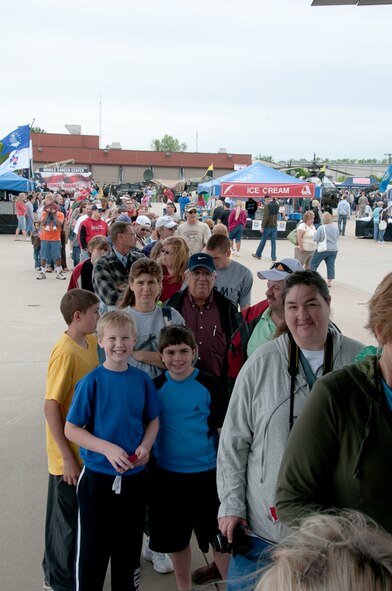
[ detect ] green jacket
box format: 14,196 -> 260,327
276,355 -> 392,533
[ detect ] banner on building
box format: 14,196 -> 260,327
35,167 -> 92,192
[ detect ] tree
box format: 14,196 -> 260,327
30,126 -> 46,133
254,154 -> 273,162
150,135 -> 187,152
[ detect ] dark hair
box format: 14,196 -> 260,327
158,325 -> 197,353
282,270 -> 331,306
118,258 -> 163,309
206,234 -> 231,252
60,288 -> 99,325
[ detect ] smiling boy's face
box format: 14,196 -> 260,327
161,343 -> 196,381
98,324 -> 136,371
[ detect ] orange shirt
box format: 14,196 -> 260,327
40,211 -> 64,241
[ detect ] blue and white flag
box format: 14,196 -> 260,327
0,125 -> 31,174
379,164 -> 392,193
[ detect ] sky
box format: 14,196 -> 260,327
2,0 -> 392,161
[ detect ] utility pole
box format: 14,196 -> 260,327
384,153 -> 392,165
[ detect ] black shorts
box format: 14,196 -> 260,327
149,466 -> 220,554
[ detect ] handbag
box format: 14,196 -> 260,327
317,227 -> 328,252
287,226 -> 298,246
379,219 -> 387,231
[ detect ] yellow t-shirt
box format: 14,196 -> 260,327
45,332 -> 99,475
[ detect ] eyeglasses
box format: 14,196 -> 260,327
189,270 -> 214,279
270,262 -> 293,273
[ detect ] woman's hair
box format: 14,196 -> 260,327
118,257 -> 162,309
96,310 -> 136,341
303,210 -> 314,223
321,212 -> 332,224
255,511 -> 392,591
158,325 -> 197,353
204,218 -> 214,230
159,236 -> 189,283
312,200 -> 320,208
16,192 -> 26,202
215,199 -> 223,208
235,200 -> 243,208
366,272 -> 392,345
282,270 -> 331,306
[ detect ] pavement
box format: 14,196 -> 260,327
0,209 -> 385,590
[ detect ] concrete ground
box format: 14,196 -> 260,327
0,210 -> 385,590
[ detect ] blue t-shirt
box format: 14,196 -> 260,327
67,364 -> 159,476
153,368 -> 227,473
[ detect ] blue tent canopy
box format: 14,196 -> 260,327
197,162 -> 305,196
338,177 -> 379,189
0,171 -> 34,192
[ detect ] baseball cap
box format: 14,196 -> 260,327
156,215 -> 177,229
135,215 -> 151,228
188,253 -> 215,273
257,258 -> 303,281
186,203 -> 197,212
91,204 -> 103,211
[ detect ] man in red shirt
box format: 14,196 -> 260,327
78,205 -> 108,261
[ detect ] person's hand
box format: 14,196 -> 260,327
218,515 -> 249,544
103,442 -> 133,473
131,445 -> 150,467
62,456 -> 81,486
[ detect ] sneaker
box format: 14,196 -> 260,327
56,272 -> 66,280
46,267 -> 54,273
43,582 -> 53,591
37,271 -> 46,280
45,225 -> 50,231
235,251 -> 240,257
251,253 -> 261,260
142,537 -> 173,574
53,225 -> 57,231
192,561 -> 222,585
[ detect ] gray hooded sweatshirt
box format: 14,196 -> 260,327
217,330 -> 363,544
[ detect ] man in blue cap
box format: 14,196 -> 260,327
167,253 -> 241,397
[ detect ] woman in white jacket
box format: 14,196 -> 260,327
217,270 -> 363,591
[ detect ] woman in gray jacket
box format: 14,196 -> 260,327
217,270 -> 363,591
310,212 -> 339,288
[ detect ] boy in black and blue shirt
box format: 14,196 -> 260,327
149,325 -> 228,591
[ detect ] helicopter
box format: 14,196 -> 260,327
274,155 -> 351,206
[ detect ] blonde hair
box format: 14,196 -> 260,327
16,192 -> 26,202
96,310 -> 136,341
366,272 -> 392,345
303,211 -> 314,223
159,236 -> 189,283
321,212 -> 332,224
256,512 -> 392,591
212,223 -> 228,236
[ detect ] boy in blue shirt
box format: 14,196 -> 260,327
149,325 -> 229,591
65,310 -> 159,591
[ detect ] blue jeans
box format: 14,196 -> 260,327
33,247 -> 41,269
227,536 -> 273,591
337,214 -> 347,235
310,250 -> 337,280
255,227 -> 277,260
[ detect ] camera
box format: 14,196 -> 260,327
212,524 -> 249,557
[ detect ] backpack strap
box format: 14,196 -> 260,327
161,306 -> 172,326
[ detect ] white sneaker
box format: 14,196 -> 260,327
235,251 -> 240,256
43,582 -> 53,591
142,537 -> 173,574
37,271 -> 46,280
56,272 -> 66,280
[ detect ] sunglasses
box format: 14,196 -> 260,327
162,249 -> 173,255
270,262 -> 293,273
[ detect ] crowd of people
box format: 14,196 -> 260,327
13,183 -> 392,591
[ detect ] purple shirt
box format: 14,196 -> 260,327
181,290 -> 226,380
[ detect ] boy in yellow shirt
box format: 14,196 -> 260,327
42,288 -> 100,591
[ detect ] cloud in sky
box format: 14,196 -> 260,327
2,0 -> 391,160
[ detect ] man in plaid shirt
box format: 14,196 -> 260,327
92,221 -> 143,309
